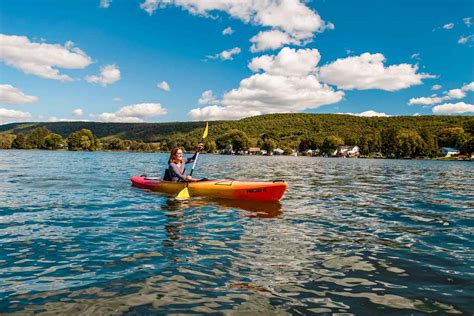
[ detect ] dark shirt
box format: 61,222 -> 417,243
168,153 -> 197,182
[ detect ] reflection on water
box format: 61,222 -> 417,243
160,196 -> 283,218
0,151 -> 473,314
210,198 -> 283,218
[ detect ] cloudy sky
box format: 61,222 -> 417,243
0,0 -> 473,124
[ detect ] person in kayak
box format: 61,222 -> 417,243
164,144 -> 204,182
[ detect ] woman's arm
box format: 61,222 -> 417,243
184,143 -> 204,164
185,152 -> 198,164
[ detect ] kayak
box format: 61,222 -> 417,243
131,175 -> 288,202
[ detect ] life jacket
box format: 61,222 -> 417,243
163,168 -> 172,181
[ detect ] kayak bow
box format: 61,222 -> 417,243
131,176 -> 287,202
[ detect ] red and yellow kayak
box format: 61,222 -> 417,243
131,176 -> 287,201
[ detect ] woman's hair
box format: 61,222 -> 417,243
169,146 -> 184,164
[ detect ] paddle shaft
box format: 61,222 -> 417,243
189,152 -> 199,177
189,137 -> 205,177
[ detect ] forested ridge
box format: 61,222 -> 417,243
1,113 -> 473,158
0,121 -> 211,141
1,114 -> 471,141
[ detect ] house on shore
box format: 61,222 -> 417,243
304,149 -> 320,156
273,148 -> 284,155
219,144 -> 234,155
438,147 -> 460,157
248,147 -> 261,155
336,145 -> 360,157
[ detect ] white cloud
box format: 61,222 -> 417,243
188,105 -> 260,121
207,47 -> 241,60
432,102 -> 474,115
221,74 -> 343,112
431,84 -> 442,90
410,81 -> 474,106
48,116 -> 72,122
140,0 -> 323,34
116,103 -> 167,117
85,64 -> 121,86
113,97 -> 122,101
140,0 -> 325,52
464,17 -> 472,27
100,0 -> 112,8
98,103 -> 167,122
319,53 -> 435,91
0,108 -> 32,124
248,20 -> 333,52
198,90 -> 219,105
250,30 -> 298,52
0,34 -> 92,81
72,108 -> 83,116
458,34 -> 474,44
357,110 -> 389,117
157,81 -> 171,91
462,81 -> 474,91
249,47 -> 319,76
408,96 -> 445,106
98,113 -> 144,123
339,110 -> 389,117
222,27 -> 234,35
189,47 -> 344,121
324,21 -> 335,30
443,23 -> 454,30
0,84 -> 38,105
446,88 -> 466,99
140,0 -> 161,15
413,113 -> 421,116
410,53 -> 421,60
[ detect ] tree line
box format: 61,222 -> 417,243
0,127 -> 159,152
207,125 -> 473,158
0,113 -> 473,158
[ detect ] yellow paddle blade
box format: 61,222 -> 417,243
202,122 -> 209,139
176,186 -> 190,199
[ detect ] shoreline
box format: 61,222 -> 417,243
1,148 -> 472,161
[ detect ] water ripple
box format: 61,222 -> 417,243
0,151 -> 473,314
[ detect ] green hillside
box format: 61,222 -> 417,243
208,113 -> 473,142
1,114 -> 473,158
0,121 -> 212,141
1,114 -> 472,145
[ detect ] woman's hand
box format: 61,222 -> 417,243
185,176 -> 199,182
197,143 -> 204,151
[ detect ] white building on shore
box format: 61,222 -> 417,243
438,147 -> 460,157
336,145 -> 360,157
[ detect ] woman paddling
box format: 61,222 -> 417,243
164,144 -> 204,182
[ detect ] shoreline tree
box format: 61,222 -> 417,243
322,135 -> 344,156
67,129 -> 101,151
44,133 -> 64,150
216,129 -> 250,153
0,133 -> 16,149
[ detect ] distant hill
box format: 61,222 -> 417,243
1,114 -> 473,145
0,121 -> 211,142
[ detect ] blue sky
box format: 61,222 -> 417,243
0,0 -> 473,124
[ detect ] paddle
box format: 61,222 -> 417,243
176,122 -> 208,199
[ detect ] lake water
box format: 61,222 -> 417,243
0,150 -> 473,314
